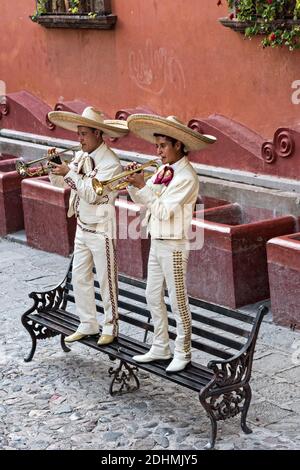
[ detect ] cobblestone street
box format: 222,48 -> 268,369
1,238 -> 300,450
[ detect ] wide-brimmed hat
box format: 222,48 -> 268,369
48,107 -> 129,138
127,114 -> 216,151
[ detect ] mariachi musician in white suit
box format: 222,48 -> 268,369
47,107 -> 128,346
125,115 -> 216,372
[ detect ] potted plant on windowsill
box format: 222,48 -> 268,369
219,0 -> 300,50
31,0 -> 117,30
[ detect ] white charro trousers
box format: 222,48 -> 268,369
72,224 -> 118,336
146,239 -> 192,361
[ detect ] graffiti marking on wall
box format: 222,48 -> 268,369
129,40 -> 186,95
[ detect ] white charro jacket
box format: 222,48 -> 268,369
49,142 -> 122,232
127,156 -> 199,240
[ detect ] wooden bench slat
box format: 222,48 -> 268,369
85,272 -> 255,326
58,301 -> 241,359
118,274 -> 255,325
189,297 -> 255,325
66,281 -> 254,331
191,341 -> 232,360
118,313 -> 152,331
191,325 -> 244,350
190,312 -> 250,337
118,288 -> 148,305
48,310 -> 79,327
65,293 -> 75,304
30,309 -> 222,383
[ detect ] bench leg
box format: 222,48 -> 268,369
108,360 -> 140,396
21,315 -> 60,362
60,335 -> 71,353
22,318 -> 37,363
241,384 -> 253,435
200,385 -> 252,449
205,413 -> 217,450
199,394 -> 217,450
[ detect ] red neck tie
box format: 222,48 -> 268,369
153,165 -> 174,186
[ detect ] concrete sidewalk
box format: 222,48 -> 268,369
0,237 -> 300,450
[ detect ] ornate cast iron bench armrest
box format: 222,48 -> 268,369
199,305 -> 268,449
21,260 -> 73,363
27,284 -> 66,312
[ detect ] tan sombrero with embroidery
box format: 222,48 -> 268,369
127,114 -> 216,151
48,107 -> 129,138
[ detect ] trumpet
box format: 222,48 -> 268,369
92,159 -> 160,196
15,145 -> 81,178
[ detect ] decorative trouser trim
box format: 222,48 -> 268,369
105,236 -> 119,337
72,226 -> 118,336
173,250 -> 192,357
145,239 -> 192,359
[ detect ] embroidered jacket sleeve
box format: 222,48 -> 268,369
127,177 -> 199,221
64,159 -> 121,205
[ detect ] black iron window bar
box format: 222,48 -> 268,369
32,1 -> 117,29
35,1 -> 111,15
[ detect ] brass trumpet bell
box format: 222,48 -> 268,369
15,145 -> 81,178
92,159 -> 160,196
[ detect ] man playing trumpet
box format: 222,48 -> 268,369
125,115 -> 216,372
47,107 -> 128,345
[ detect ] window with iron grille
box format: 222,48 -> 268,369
32,0 -> 117,29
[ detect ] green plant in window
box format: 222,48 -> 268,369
223,0 -> 300,50
31,1 -> 104,20
31,0 -> 49,21
69,0 -> 80,14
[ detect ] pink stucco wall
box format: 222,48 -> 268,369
1,0 -> 300,138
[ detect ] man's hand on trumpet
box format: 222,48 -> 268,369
46,148 -> 70,176
49,161 -> 70,177
47,147 -> 58,157
124,161 -> 146,190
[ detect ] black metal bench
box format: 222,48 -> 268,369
21,258 -> 268,449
